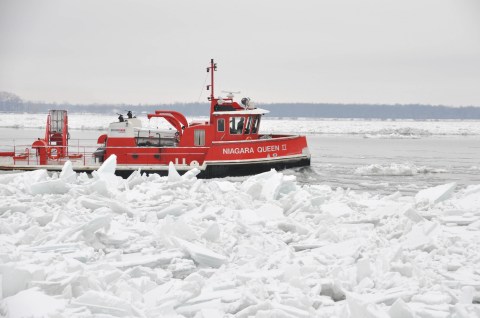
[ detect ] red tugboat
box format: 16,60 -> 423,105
0,59 -> 310,178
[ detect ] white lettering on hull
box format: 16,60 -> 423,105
222,144 -> 287,155
222,147 -> 254,155
257,145 -> 280,153
175,158 -> 186,165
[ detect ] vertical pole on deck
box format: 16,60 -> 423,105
210,59 -> 215,101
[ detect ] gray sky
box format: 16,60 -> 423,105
1,0 -> 479,106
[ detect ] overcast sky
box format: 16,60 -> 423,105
1,0 -> 479,106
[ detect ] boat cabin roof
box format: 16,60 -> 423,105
212,108 -> 269,116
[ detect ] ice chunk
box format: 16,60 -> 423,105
402,221 -> 439,251
354,163 -> 418,176
24,169 -> 49,183
388,298 -> 415,318
79,196 -> 133,216
356,258 -> 373,283
346,293 -> 390,318
110,249 -> 184,268
144,280 -> 183,308
29,178 -> 69,195
1,288 -> 65,318
237,301 -> 312,318
241,169 -> 295,201
201,222 -> 220,242
126,169 -> 143,188
322,202 -> 355,218
439,215 -> 479,226
458,286 -> 475,304
157,204 -> 186,219
72,290 -> 138,316
182,168 -> 201,180
404,208 -> 424,223
174,237 -> 227,268
411,291 -> 452,305
176,299 -> 222,316
313,238 -> 365,259
196,308 -> 224,318
212,180 -> 237,192
108,200 -> 134,216
60,160 -> 77,183
168,161 -> 182,182
415,182 -> 456,205
161,217 -> 199,241
255,203 -> 284,220
0,204 -> 29,216
81,215 -> 111,240
390,262 -> 413,277
96,154 -> 117,175
0,264 -> 45,297
236,301 -> 273,318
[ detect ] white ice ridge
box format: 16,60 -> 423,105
1,161 -> 480,317
355,162 -> 448,176
3,112 -> 480,136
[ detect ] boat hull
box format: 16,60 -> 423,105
0,134 -> 310,178
0,155 -> 310,178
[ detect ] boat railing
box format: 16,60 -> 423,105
0,138 -> 100,166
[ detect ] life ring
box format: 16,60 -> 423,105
47,147 -> 60,160
246,137 -> 252,140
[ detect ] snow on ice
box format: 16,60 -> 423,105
2,113 -> 480,137
355,163 -> 448,176
1,158 -> 480,317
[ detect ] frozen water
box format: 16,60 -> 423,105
1,288 -> 66,318
2,113 -> 480,136
1,159 -> 480,317
2,116 -> 480,316
415,182 -> 457,205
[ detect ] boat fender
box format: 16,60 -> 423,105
48,147 -> 59,160
190,160 -> 199,167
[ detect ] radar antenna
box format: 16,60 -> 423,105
221,90 -> 241,99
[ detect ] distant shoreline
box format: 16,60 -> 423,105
2,92 -> 480,119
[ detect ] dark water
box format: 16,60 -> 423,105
290,135 -> 480,194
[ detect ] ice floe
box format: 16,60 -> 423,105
355,163 -> 448,176
1,158 -> 480,317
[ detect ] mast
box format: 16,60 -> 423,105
207,59 -> 217,100
207,59 -> 217,122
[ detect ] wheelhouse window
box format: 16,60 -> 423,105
251,115 -> 261,134
229,116 -> 245,135
244,116 -> 252,134
217,118 -> 225,132
194,129 -> 205,146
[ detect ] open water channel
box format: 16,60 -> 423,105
1,127 -> 480,195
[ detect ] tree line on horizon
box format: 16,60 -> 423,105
1,91 -> 480,120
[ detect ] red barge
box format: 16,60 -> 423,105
0,60 -> 310,178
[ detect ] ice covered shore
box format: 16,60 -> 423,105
2,113 -> 480,136
1,157 -> 480,317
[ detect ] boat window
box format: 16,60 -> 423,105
217,118 -> 225,132
229,116 -> 245,135
244,117 -> 252,135
251,116 -> 261,134
194,129 -> 205,146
